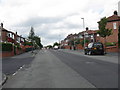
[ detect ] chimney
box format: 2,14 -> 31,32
16,32 -> 17,35
86,27 -> 89,31
1,23 -> 3,28
114,11 -> 118,15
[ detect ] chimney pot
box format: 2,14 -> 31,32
1,23 -> 3,28
16,32 -> 17,35
86,27 -> 89,31
114,11 -> 118,15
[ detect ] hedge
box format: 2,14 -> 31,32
106,42 -> 116,47
0,43 -> 13,51
16,43 -> 22,50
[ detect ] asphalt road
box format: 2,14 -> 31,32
50,50 -> 118,88
3,49 -> 118,88
2,51 -> 35,75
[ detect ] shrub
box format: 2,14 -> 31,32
16,43 -> 22,50
106,42 -> 116,47
1,42 -> 13,51
24,42 -> 33,46
80,40 -> 90,46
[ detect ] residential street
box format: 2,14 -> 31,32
2,49 -> 118,88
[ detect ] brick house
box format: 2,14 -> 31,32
61,28 -> 99,50
97,11 -> 120,52
0,23 -> 27,57
0,23 -> 25,45
60,39 -> 70,49
61,11 -> 119,52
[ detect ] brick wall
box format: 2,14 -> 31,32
64,45 -> 71,49
106,46 -> 118,52
2,31 -> 7,42
76,44 -> 83,50
0,46 -> 24,58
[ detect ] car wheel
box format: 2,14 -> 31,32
88,51 -> 92,55
101,52 -> 104,55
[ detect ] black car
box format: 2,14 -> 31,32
84,42 -> 104,55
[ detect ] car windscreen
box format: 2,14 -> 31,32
93,43 -> 103,48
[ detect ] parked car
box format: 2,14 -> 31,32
84,42 -> 104,55
54,46 -> 58,50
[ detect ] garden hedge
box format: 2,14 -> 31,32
1,42 -> 13,51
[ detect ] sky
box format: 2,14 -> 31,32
0,0 -> 119,46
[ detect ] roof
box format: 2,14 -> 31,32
1,26 -> 26,39
107,15 -> 120,22
78,30 -> 98,35
97,11 -> 120,23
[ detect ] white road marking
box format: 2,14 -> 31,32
12,65 -> 25,76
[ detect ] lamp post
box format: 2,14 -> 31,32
81,18 -> 85,49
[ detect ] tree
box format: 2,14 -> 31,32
27,27 -> 43,50
74,38 -> 80,45
81,40 -> 89,47
68,40 -> 74,46
53,42 -> 60,47
68,39 -> 77,50
34,36 -> 43,49
47,45 -> 53,49
97,17 -> 112,53
28,27 -> 35,41
28,27 -> 35,52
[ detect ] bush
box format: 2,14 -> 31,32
106,42 -> 116,47
25,48 -> 32,52
16,43 -> 22,50
80,40 -> 90,46
24,42 -> 33,46
1,42 -> 13,51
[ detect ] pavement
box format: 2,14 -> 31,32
1,50 -> 39,87
1,74 -> 7,85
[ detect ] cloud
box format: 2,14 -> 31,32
14,16 -> 65,27
0,0 -> 119,46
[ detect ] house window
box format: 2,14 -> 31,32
66,40 -> 68,42
97,34 -> 99,37
0,30 -> 1,37
12,34 -> 14,39
17,37 -> 20,43
79,35 -> 83,39
113,23 -> 117,29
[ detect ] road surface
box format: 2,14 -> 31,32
2,51 -> 35,75
3,49 -> 118,88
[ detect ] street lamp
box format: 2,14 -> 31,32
81,18 -> 85,49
